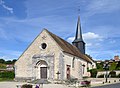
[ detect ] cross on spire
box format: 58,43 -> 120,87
78,8 -> 80,15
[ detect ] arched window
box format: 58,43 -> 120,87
72,57 -> 75,68
82,64 -> 85,74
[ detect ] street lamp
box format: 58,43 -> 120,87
103,61 -> 109,83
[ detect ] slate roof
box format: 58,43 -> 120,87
45,29 -> 92,63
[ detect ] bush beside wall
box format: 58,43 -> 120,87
89,69 -> 98,78
0,71 -> 15,79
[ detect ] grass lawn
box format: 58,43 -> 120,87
0,78 -> 14,82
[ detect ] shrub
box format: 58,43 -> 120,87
89,69 -> 98,78
116,73 -> 120,78
116,61 -> 120,70
97,74 -> 104,78
65,78 -> 78,85
81,80 -> 91,87
109,70 -> 116,78
21,84 -> 32,88
69,78 -> 78,84
116,67 -> 120,70
83,76 -> 89,79
0,71 -> 15,79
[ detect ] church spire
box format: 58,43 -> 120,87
72,16 -> 85,54
75,16 -> 83,41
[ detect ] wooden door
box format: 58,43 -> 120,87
40,67 -> 47,79
66,65 -> 70,79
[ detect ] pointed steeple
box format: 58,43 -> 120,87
75,16 -> 83,42
72,16 -> 85,54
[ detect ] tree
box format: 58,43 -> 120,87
0,59 -> 5,63
5,60 -> 12,64
89,69 -> 98,78
12,59 -> 17,64
96,62 -> 104,71
0,59 -> 17,64
109,62 -> 117,70
116,61 -> 120,70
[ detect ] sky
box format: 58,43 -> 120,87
0,0 -> 120,61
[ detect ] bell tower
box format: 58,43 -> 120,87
72,16 -> 85,54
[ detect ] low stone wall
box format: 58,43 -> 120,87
14,77 -> 35,82
97,70 -> 120,77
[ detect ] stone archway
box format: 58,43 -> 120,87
36,60 -> 48,79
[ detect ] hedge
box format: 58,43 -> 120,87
0,71 -> 15,79
109,70 -> 116,78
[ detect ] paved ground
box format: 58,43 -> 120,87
91,83 -> 120,88
0,82 -> 27,88
88,78 -> 120,87
0,78 -> 120,88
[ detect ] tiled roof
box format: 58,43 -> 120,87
45,29 -> 92,63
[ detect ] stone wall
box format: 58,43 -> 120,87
97,70 -> 120,77
15,30 -> 61,81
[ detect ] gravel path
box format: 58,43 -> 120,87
0,82 -> 70,88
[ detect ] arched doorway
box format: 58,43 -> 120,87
36,60 -> 48,79
66,65 -> 70,79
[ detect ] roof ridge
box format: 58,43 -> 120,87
46,29 -> 92,63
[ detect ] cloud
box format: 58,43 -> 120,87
2,4 -> 13,13
84,0 -> 120,16
67,32 -> 103,46
0,17 -> 41,42
67,37 -> 75,43
25,0 -> 86,19
0,56 -> 16,60
0,15 -> 76,43
86,49 -> 114,60
0,0 -> 13,13
0,49 -> 22,60
83,32 -> 102,40
83,32 -> 103,47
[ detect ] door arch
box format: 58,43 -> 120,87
36,60 -> 48,79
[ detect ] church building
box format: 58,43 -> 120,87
15,16 -> 96,81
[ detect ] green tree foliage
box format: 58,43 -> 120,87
109,62 -> 117,70
0,59 -> 5,63
89,69 -> 98,78
96,62 -> 104,71
12,59 -> 17,64
0,59 -> 17,64
0,63 -> 6,69
96,61 -> 120,71
116,61 -> 120,70
5,60 -> 12,64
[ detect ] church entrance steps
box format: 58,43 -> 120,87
31,79 -> 50,84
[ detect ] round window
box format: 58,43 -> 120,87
41,43 -> 47,49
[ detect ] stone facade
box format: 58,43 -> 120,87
15,29 -> 96,81
15,30 -> 61,80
